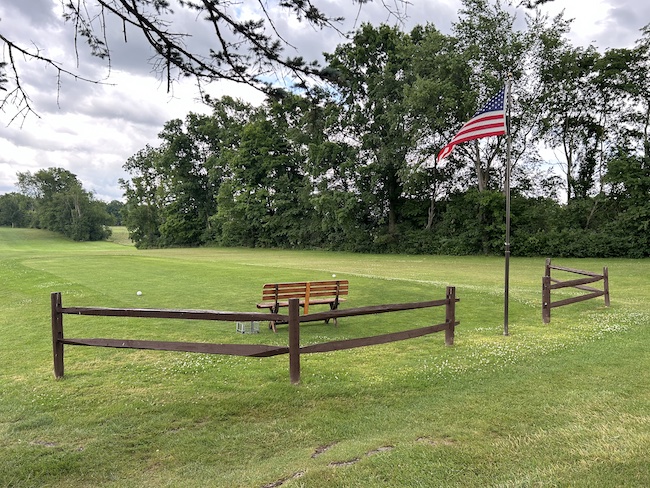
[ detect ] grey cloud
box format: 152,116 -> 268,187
76,90 -> 171,127
53,149 -> 132,201
0,183 -> 16,194
1,128 -> 49,152
0,0 -> 59,34
24,72 -> 174,128
265,0 -> 459,75
600,0 -> 649,48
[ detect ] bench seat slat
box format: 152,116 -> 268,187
257,297 -> 347,309
261,281 -> 348,290
305,290 -> 348,297
262,283 -> 307,289
261,290 -> 348,300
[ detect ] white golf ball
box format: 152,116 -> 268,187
136,291 -> 142,296
332,274 -> 336,278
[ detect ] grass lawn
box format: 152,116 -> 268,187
1,227 -> 649,487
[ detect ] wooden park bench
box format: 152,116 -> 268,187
257,280 -> 349,332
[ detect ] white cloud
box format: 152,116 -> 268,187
537,0 -> 648,49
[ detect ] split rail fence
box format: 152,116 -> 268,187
51,287 -> 458,384
542,258 -> 610,323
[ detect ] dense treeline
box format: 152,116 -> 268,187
3,1 -> 648,256
118,0 -> 650,257
0,168 -> 121,241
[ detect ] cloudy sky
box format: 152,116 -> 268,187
1,0 -> 648,202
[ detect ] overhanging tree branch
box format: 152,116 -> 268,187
0,34 -> 112,125
1,0 -> 410,123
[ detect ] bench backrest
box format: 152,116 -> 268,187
262,280 -> 349,302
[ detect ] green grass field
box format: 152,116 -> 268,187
1,227 -> 649,487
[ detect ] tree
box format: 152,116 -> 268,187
15,168 -> 112,240
293,89 -> 374,250
325,24 -> 398,238
121,96 -> 255,247
214,97 -> 315,247
120,146 -> 166,248
0,192 -> 32,228
155,114 -> 220,246
105,200 -> 125,225
451,0 -> 541,193
536,34 -> 605,202
624,24 -> 650,164
603,150 -> 650,257
324,24 -> 432,240
399,24 -> 473,229
601,37 -> 650,260
111,1 -> 650,258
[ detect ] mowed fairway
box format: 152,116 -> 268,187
1,227 -> 649,487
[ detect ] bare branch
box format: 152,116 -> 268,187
0,33 -> 113,124
1,0 -> 411,123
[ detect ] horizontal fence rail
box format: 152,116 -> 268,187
57,305 -> 282,322
542,258 -> 610,324
299,323 -> 454,355
296,298 -> 449,323
59,338 -> 289,357
51,287 -> 459,384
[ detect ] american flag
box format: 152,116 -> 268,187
437,88 -> 507,163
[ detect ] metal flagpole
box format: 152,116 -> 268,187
503,74 -> 513,336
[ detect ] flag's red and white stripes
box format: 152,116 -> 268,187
437,88 -> 506,163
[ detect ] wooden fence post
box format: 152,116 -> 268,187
603,266 -> 610,307
542,275 -> 551,324
51,292 -> 64,378
542,258 -> 552,324
445,286 -> 456,346
288,298 -> 301,385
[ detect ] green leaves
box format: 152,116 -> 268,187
13,168 -> 112,241
114,8 -> 650,257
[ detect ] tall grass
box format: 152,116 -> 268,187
1,227 -> 649,487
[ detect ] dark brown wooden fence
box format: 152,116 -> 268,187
542,258 -> 610,324
51,287 -> 459,384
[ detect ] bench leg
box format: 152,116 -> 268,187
328,302 -> 339,327
268,305 -> 278,333
267,318 -> 276,332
